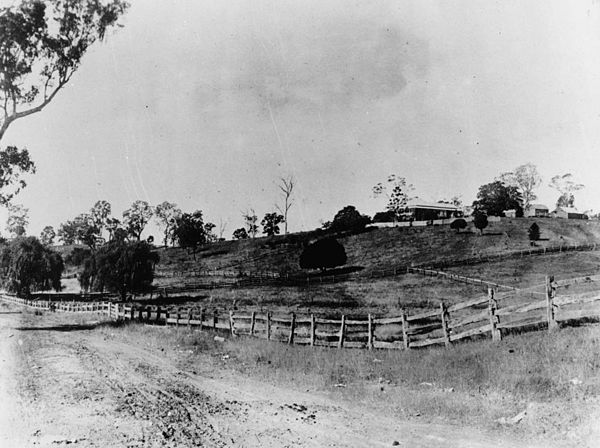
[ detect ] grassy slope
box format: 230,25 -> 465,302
155,218 -> 600,281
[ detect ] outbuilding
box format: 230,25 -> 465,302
525,204 -> 549,218
552,206 -> 588,220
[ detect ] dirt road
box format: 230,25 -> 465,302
0,304 -> 581,447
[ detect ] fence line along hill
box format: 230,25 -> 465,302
148,218 -> 600,290
4,272 -> 600,351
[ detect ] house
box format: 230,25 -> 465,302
405,201 -> 463,221
525,204 -> 549,218
552,206 -> 588,220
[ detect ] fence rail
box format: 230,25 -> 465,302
151,241 -> 600,293
4,273 -> 600,350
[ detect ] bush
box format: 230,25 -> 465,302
80,240 -> 159,299
299,238 -> 347,271
372,210 -> 396,223
528,223 -> 540,242
0,237 -> 64,297
472,211 -> 488,234
326,206 -> 371,233
450,218 -> 467,233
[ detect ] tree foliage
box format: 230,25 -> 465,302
90,200 -> 111,232
39,225 -> 56,245
372,210 -> 396,223
79,239 -> 158,299
528,223 -> 540,242
372,174 -> 414,221
0,0 -> 129,142
299,238 -> 347,271
261,212 -> 284,236
173,211 -> 208,252
243,210 -> 259,238
326,205 -> 370,232
154,201 -> 181,247
0,146 -> 36,205
549,173 -> 584,208
232,228 -> 248,240
472,211 -> 488,234
450,218 -> 467,233
122,200 -> 153,241
6,203 -> 28,237
0,236 -> 63,296
498,163 -> 541,210
57,213 -> 100,248
472,181 -> 523,217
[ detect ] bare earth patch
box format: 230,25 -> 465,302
0,304 -> 597,447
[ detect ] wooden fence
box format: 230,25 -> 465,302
150,241 -> 600,294
3,274 -> 600,350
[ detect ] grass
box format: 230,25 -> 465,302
140,250 -> 600,320
101,318 -> 600,444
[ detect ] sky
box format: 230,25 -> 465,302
2,0 -> 600,238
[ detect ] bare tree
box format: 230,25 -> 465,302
276,176 -> 295,235
243,209 -> 259,238
217,218 -> 228,240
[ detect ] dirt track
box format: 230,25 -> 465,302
0,305 -> 578,447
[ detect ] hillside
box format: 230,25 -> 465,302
153,218 -> 600,289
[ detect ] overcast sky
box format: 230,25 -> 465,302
3,0 -> 600,237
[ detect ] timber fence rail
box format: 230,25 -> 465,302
151,241 -> 600,293
4,273 -> 600,350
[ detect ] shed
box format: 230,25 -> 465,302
552,207 -> 588,220
525,204 -> 549,218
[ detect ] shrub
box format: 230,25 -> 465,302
372,210 -> 396,223
0,237 -> 64,297
80,240 -> 159,299
472,211 -> 488,234
450,218 -> 468,233
326,206 -> 371,232
299,238 -> 347,271
233,228 -> 248,240
528,223 -> 540,242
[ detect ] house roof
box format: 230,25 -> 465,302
555,206 -> 582,214
527,204 -> 549,210
406,201 -> 461,211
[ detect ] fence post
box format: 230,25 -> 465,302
250,311 -> 256,336
267,312 -> 272,340
213,310 -> 218,330
199,308 -> 205,330
156,306 -> 162,325
546,275 -> 558,331
401,310 -> 409,349
288,313 -> 296,345
188,308 -> 192,329
138,306 -> 143,321
229,311 -> 235,336
367,314 -> 374,350
338,315 -> 346,349
130,305 -> 135,321
310,314 -> 315,346
176,307 -> 180,327
108,302 -> 111,319
488,288 -> 501,341
440,302 -> 451,347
